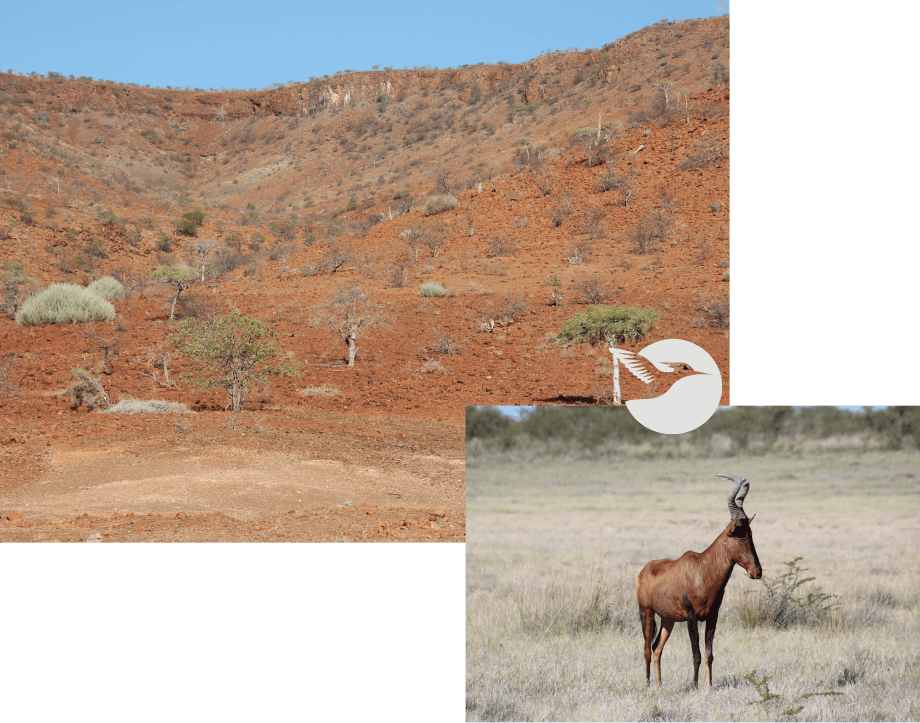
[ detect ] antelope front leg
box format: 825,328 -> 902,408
682,595 -> 701,688
640,608 -> 656,685
704,614 -> 719,689
687,618 -> 701,688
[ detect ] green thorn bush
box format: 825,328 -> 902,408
551,304 -> 661,346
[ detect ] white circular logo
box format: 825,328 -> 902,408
612,339 -> 722,434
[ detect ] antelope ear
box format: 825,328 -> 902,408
748,514 -> 756,525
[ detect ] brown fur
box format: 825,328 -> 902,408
636,517 -> 762,688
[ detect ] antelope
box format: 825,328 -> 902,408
636,475 -> 763,689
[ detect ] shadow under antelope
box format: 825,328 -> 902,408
636,475 -> 763,689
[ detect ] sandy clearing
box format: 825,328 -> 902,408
5,446 -> 432,521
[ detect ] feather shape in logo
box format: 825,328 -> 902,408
609,339 -> 722,434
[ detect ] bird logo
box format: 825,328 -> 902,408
611,349 -> 708,390
608,339 -> 722,434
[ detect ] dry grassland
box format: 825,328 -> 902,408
466,448 -> 920,721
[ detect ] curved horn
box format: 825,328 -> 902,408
714,474 -> 749,520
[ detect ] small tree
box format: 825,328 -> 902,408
134,340 -> 176,388
677,89 -> 695,124
653,81 -> 676,114
399,226 -> 424,261
170,311 -> 300,412
152,265 -> 198,320
420,221 -> 449,258
313,241 -> 353,274
185,240 -> 220,282
598,169 -> 637,207
82,322 -> 123,373
435,167 -> 456,196
318,285 -> 385,368
551,304 -> 661,347
1,261 -> 35,318
627,206 -> 680,254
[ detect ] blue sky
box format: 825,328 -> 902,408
2,1 -> 725,90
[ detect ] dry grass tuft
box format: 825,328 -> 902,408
298,385 -> 340,396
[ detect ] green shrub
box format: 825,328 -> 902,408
268,220 -> 294,240
736,557 -> 839,629
419,281 -> 446,297
393,188 -> 410,200
423,194 -> 457,216
87,276 -> 123,300
173,218 -> 199,237
83,239 -> 106,259
170,310 -> 300,412
552,304 -> 661,346
15,283 -> 116,325
182,209 -> 205,225
141,128 -> 163,143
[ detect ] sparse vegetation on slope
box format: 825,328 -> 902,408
0,16 -> 730,518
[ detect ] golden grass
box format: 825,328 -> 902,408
297,385 -> 340,396
466,449 -> 920,721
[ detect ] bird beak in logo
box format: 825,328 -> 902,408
609,339 -> 722,435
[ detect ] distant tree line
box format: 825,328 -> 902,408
466,406 -> 920,452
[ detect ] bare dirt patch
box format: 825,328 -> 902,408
0,408 -> 464,542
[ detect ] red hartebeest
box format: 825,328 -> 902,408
636,475 -> 763,689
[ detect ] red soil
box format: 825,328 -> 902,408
0,16 -> 729,540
